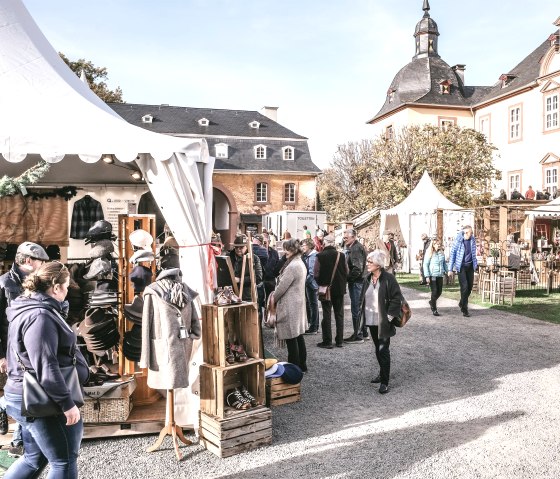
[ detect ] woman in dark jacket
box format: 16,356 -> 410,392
359,250 -> 402,394
4,262 -> 89,479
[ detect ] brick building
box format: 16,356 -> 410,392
109,103 -> 321,244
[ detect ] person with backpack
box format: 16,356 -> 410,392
359,250 -> 403,394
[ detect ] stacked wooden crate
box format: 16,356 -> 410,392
266,376 -> 301,407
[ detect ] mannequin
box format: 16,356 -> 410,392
140,265 -> 201,460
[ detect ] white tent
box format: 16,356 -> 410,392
525,196 -> 560,218
0,0 -> 214,426
379,171 -> 473,272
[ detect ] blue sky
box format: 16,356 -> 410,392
23,0 -> 559,169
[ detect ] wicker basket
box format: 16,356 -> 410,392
81,397 -> 133,423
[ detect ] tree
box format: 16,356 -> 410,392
59,53 -> 124,103
318,124 -> 501,222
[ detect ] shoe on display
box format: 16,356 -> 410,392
371,375 -> 381,384
317,342 -> 333,349
8,444 -> 23,457
226,389 -> 251,410
231,342 -> 248,362
379,384 -> 389,394
225,343 -> 235,364
0,409 -> 7,435
239,385 -> 258,407
214,288 -> 230,306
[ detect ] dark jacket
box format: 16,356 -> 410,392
5,292 -> 89,412
313,246 -> 348,297
345,240 -> 366,283
0,263 -> 26,358
263,247 -> 279,283
359,270 -> 402,339
70,194 -> 105,239
251,244 -> 268,284
228,249 -> 263,301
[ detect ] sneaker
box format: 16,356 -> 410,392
239,385 -> 258,407
226,389 -> 251,410
363,335 -> 371,341
0,409 -> 8,435
344,335 -> 364,344
304,329 -> 318,335
8,444 -> 23,457
317,341 -> 333,349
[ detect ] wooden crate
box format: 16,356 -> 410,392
266,377 -> 301,407
199,407 -> 272,458
202,303 -> 261,367
200,360 -> 265,418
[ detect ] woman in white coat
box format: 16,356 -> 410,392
272,239 -> 308,372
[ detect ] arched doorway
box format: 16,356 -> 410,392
212,183 -> 238,247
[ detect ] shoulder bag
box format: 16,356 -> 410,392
385,279 -> 412,328
318,253 -> 340,302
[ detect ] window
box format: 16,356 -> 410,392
254,145 -> 266,159
249,121 -> 260,129
215,143 -> 228,159
142,114 -> 153,124
256,182 -> 268,203
284,183 -> 296,203
508,171 -> 521,197
387,89 -> 396,103
545,93 -> 559,131
438,117 -> 456,129
439,80 -> 452,95
509,104 -> 522,141
198,118 -> 209,127
500,74 -> 516,88
385,125 -> 394,140
545,167 -> 558,195
479,114 -> 490,139
282,146 -> 294,161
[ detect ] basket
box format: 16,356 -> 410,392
81,396 -> 133,423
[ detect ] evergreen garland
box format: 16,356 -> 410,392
0,160 -> 51,198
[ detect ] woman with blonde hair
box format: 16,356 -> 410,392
4,261 -> 89,479
423,238 -> 448,316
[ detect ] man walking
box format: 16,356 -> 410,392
448,226 -> 478,317
342,229 -> 367,343
0,242 -> 49,456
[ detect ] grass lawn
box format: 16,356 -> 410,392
396,273 -> 560,324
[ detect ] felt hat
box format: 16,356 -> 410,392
88,240 -> 115,259
265,363 -> 285,379
230,235 -> 247,247
160,253 -> 180,269
279,362 -> 303,384
129,229 -> 153,250
94,278 -> 119,293
124,295 -> 144,321
83,257 -> 112,280
84,232 -> 116,245
129,265 -> 153,294
16,242 -> 49,261
161,235 -> 179,249
129,249 -> 155,264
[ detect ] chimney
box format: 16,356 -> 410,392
452,64 -> 466,86
261,106 -> 278,122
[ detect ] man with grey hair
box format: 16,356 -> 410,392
448,225 -> 478,317
342,228 -> 368,344
0,241 -> 49,455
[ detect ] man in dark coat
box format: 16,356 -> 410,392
314,235 -> 348,348
251,235 -> 268,321
342,229 -> 367,343
229,236 -> 262,302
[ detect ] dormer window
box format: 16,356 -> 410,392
282,146 -> 294,161
500,74 -> 516,88
215,143 -> 229,159
142,114 -> 153,124
549,31 -> 560,52
249,121 -> 260,129
254,144 -> 267,159
439,80 -> 452,95
198,118 -> 209,127
387,89 -> 396,103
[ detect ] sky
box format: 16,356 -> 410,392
22,0 -> 560,169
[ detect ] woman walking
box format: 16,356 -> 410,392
359,250 -> 403,394
4,262 -> 89,478
271,239 -> 308,371
423,238 -> 448,316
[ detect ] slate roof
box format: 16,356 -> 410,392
108,103 -> 320,174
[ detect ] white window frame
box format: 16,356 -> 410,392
215,143 -> 228,159
142,114 -> 153,124
509,105 -> 522,141
438,117 -> 456,130
509,173 -> 521,194
545,93 -> 559,131
479,114 -> 490,140
256,182 -> 268,203
254,144 -> 267,160
282,146 -> 294,161
385,125 -> 394,140
284,183 -> 296,203
545,167 -> 558,195
249,121 -> 260,129
198,118 -> 209,127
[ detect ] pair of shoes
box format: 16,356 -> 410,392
226,386 -> 257,410
344,335 -> 364,344
214,286 -> 242,305
229,342 -> 248,362
317,341 -> 333,349
0,409 -> 8,435
225,343 -> 236,364
370,374 -> 381,384
304,329 -> 318,335
462,309 -> 471,317
8,444 -> 23,457
379,384 -> 389,394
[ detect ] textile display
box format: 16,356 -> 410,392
70,195 -> 104,239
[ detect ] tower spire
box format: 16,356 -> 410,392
423,0 -> 430,14
413,0 -> 440,59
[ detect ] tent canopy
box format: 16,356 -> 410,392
525,196 -> 560,218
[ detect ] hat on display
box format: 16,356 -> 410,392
83,257 -> 112,280
129,249 -> 155,264
94,278 -> 119,293
88,240 -> 115,259
16,242 -> 49,261
124,295 -> 144,322
278,362 -> 303,384
264,358 -> 278,370
84,232 -> 116,245
161,235 -> 179,249
86,220 -> 112,238
160,253 -> 180,270
123,325 -> 142,361
129,229 -> 153,250
265,363 -> 285,379
230,235 -> 247,248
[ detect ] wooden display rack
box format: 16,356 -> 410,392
266,377 -> 301,407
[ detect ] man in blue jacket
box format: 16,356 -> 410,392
448,226 -> 478,317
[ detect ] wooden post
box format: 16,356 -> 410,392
499,206 -> 508,243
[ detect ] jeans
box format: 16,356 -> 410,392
368,326 -> 391,386
321,295 -> 345,345
4,392 -> 83,479
0,395 -> 22,446
348,280 -> 366,338
285,335 -> 307,371
305,285 -> 319,332
458,263 -> 475,311
429,276 -> 443,309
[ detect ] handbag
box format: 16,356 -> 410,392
318,252 -> 340,302
384,278 -> 412,328
264,293 -> 277,329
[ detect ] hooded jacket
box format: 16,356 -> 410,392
5,292 -> 89,412
0,263 -> 26,358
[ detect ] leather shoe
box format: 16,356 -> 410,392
317,341 -> 333,349
462,309 -> 471,317
371,375 -> 381,384
433,310 -> 441,316
379,384 -> 389,394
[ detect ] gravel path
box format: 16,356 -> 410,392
75,286 -> 560,479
